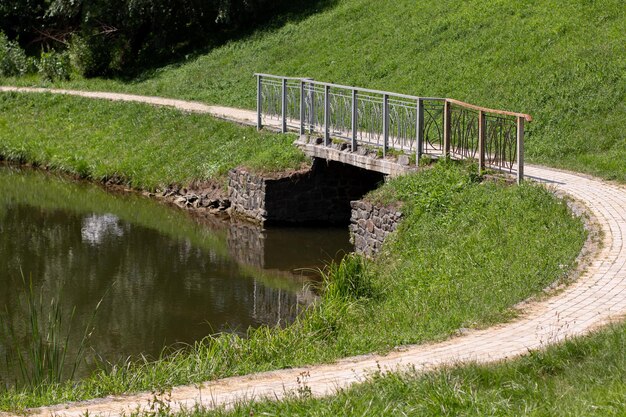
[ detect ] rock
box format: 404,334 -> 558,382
207,199 -> 220,208
397,154 -> 410,166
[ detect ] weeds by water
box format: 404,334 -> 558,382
318,253 -> 375,301
0,273 -> 102,390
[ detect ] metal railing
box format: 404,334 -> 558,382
255,73 -> 531,183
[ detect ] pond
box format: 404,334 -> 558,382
0,166 -> 351,384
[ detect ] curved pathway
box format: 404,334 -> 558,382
1,87 -> 625,416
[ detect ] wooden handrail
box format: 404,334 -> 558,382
446,98 -> 532,122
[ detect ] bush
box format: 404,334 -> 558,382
68,34 -> 105,78
0,31 -> 28,77
38,50 -> 71,81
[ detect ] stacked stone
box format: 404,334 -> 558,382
228,160 -> 384,226
227,169 -> 267,223
349,201 -> 403,257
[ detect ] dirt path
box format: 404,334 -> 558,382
1,87 -> 625,416
0,86 -> 262,128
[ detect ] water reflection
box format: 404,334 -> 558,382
0,167 -> 352,382
81,214 -> 126,245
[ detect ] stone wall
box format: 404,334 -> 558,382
349,200 -> 403,257
228,169 -> 267,223
228,158 -> 385,226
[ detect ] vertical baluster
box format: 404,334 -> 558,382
256,74 -> 262,130
383,94 -> 389,158
478,110 -> 485,174
299,80 -> 305,136
281,78 -> 287,133
517,116 -> 525,184
416,98 -> 424,165
309,83 -> 315,133
324,85 -> 330,146
443,100 -> 451,157
351,89 -> 358,151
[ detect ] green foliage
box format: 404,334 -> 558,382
0,31 -> 28,76
319,254 -> 375,300
67,35 -> 103,78
1,0 -> 334,75
38,50 -> 71,81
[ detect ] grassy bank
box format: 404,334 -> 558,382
0,92 -> 307,190
199,321 -> 626,416
2,0 -> 625,181
0,162 -> 585,410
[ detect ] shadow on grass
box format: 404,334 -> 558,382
112,0 -> 339,83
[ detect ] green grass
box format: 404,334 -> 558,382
3,0 -> 624,180
0,162 -> 586,411
0,92 -> 307,190
193,321 -> 626,416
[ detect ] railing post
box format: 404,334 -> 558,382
256,74 -> 262,130
324,85 -> 330,146
351,89 -> 358,152
416,98 -> 424,165
299,80 -> 305,135
478,110 -> 486,174
443,100 -> 451,157
281,78 -> 287,133
383,94 -> 389,158
517,116 -> 525,184
308,82 -> 315,133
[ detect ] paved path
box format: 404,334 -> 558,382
1,87 -> 625,416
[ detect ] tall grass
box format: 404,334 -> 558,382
0,274 -> 102,389
318,253 -> 375,300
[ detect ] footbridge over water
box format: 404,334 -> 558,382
255,73 -> 532,182
228,74 -> 533,226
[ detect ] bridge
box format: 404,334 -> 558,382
255,73 -> 531,182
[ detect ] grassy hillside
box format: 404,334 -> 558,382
0,93 -> 306,189
5,0 -> 625,180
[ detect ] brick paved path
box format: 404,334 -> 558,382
1,88 -> 624,416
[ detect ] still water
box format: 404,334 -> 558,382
0,166 -> 351,382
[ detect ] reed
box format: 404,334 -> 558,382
318,253 -> 376,301
0,273 -> 102,389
